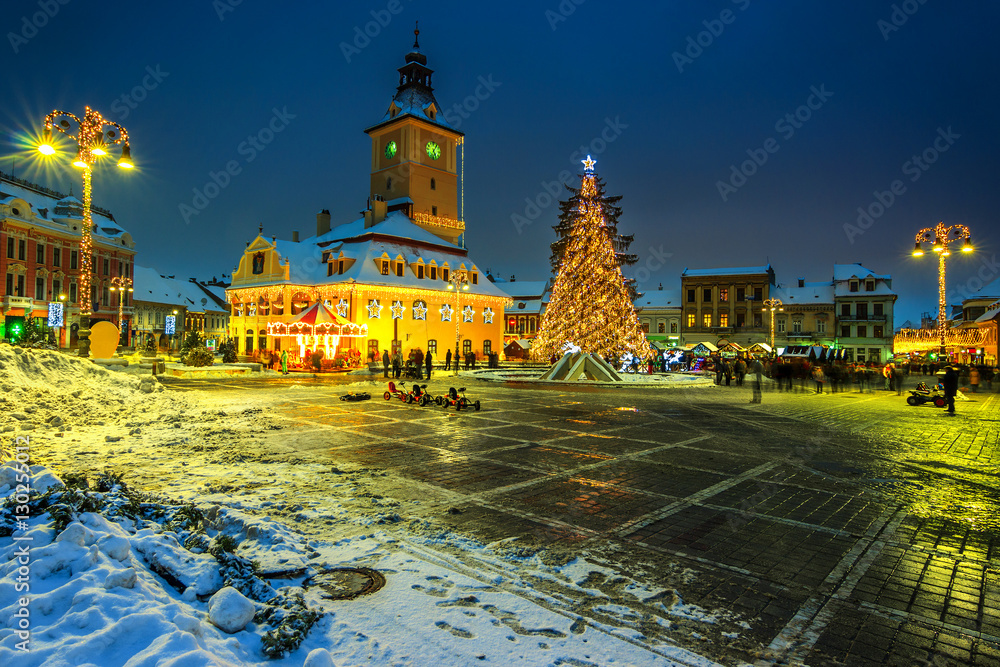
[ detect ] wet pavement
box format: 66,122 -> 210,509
162,372 -> 1000,666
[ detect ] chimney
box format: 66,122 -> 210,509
316,209 -> 331,237
292,231 -> 299,242
363,195 -> 388,229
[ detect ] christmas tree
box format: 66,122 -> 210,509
533,157 -> 653,362
550,169 -> 639,300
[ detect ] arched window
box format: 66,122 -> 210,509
290,292 -> 311,315
245,329 -> 254,354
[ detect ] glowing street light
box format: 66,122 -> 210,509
446,269 -> 471,375
912,221 -> 973,355
37,107 -> 134,357
763,298 -> 783,351
110,277 -> 134,348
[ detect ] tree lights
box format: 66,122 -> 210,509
532,160 -> 652,362
109,276 -> 134,347
37,106 -> 134,357
446,269 -> 471,374
912,221 -> 973,354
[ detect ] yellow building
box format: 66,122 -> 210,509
226,35 -> 509,365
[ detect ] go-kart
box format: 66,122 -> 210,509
441,387 -> 480,411
906,381 -> 946,407
340,391 -> 371,402
383,381 -> 408,402
406,383 -> 432,406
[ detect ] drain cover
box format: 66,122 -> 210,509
305,567 -> 386,600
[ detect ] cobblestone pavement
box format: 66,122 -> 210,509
163,373 -> 1000,666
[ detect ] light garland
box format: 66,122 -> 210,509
47,302 -> 64,328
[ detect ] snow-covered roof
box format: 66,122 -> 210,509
367,83 -> 460,135
507,298 -> 545,314
682,265 -> 771,277
0,173 -> 132,247
308,211 -> 458,250
975,301 -> 1000,323
133,267 -> 228,313
771,283 -> 834,304
635,289 -> 682,309
498,280 -> 550,300
833,263 -> 890,282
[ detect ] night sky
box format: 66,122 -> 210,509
3,1 -> 998,325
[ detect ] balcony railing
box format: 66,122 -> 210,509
837,315 -> 887,323
2,296 -> 35,310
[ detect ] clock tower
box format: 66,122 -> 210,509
364,26 -> 465,245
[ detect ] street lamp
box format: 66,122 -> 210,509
912,221 -> 973,356
109,276 -> 134,348
446,269 -> 470,375
763,298 -> 783,351
37,106 -> 134,358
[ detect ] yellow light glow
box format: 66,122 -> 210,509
912,248 -> 924,257
38,143 -> 55,155
91,146 -> 107,156
72,158 -> 88,169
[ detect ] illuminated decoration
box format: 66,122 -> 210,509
413,301 -> 427,320
231,283 -> 503,308
440,303 -> 453,322
463,305 -> 475,323
267,302 -> 367,338
425,141 -> 441,160
532,162 -> 652,361
37,106 -> 134,357
483,307 -> 494,324
763,298 -> 783,350
110,276 -> 133,346
411,211 -> 465,232
912,221 -> 973,352
893,327 -> 988,355
336,298 -> 349,317
384,140 -> 397,158
165,315 -> 176,335
47,302 -> 65,328
367,298 -> 383,319
581,154 -> 596,172
391,300 -> 405,319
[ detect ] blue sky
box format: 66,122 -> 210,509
3,1 -> 998,325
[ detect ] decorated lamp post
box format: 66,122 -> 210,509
37,107 -> 134,357
912,222 -> 973,354
446,269 -> 470,375
110,276 -> 133,347
763,298 -> 783,351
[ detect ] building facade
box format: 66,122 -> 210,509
635,286 -> 682,346
1,171 -> 136,347
770,280 -> 836,348
226,37 -> 509,364
680,265 -> 775,347
833,264 -> 896,363
133,267 -> 230,351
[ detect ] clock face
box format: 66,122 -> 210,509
425,141 -> 441,160
384,141 -> 397,159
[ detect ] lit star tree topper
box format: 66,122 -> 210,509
532,160 -> 653,362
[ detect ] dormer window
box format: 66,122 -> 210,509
429,266 -> 437,280
395,262 -> 403,277
471,272 -> 478,285
417,265 -> 424,279
381,260 -> 390,275
442,268 -> 449,282
849,280 -> 859,293
865,280 -> 875,291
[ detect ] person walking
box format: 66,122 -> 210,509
280,349 -> 288,375
392,351 -> 401,379
425,350 -> 433,379
749,357 -> 764,403
382,349 -> 390,378
735,357 -> 747,387
941,366 -> 958,415
445,348 -> 452,371
893,364 -> 904,395
969,366 -> 980,393
812,365 -> 826,394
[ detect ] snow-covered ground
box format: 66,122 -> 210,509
0,345 -> 733,666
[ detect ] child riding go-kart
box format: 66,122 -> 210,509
906,381 -> 946,407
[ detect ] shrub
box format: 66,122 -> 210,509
184,346 -> 214,367
218,338 -> 238,363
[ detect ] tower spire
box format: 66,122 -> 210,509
413,21 -> 420,49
